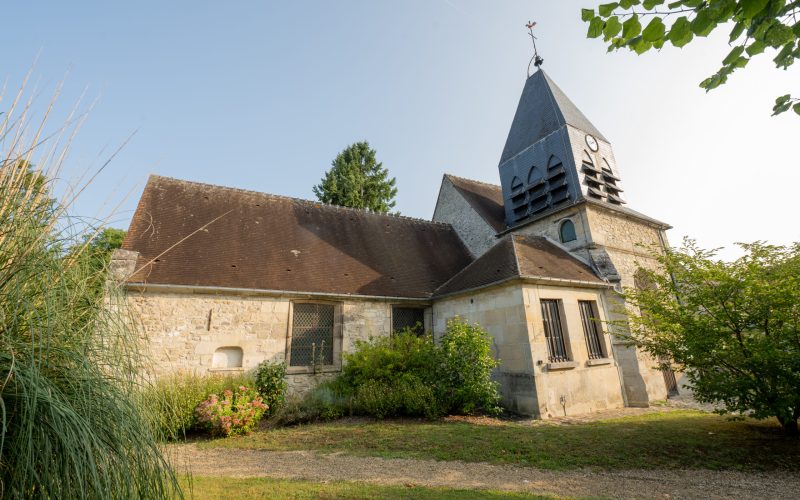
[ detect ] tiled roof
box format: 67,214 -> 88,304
122,176 -> 474,298
434,234 -> 604,296
445,174 -> 507,233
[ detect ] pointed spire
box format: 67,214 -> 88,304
499,70 -> 607,166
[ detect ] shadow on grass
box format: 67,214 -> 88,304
200,410 -> 800,471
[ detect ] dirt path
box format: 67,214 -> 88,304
169,443 -> 799,499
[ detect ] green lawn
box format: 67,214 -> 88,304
182,477 -> 554,499
199,410 -> 800,471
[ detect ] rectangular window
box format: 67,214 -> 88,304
392,306 -> 425,334
579,300 -> 605,359
290,303 -> 335,367
540,299 -> 570,362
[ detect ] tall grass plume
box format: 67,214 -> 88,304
0,76 -> 181,498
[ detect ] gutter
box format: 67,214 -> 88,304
122,282 -> 432,304
433,274 -> 613,301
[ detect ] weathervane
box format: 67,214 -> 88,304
526,20 -> 544,76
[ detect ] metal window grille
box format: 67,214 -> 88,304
392,307 -> 424,334
290,303 -> 334,367
541,299 -> 570,362
579,301 -> 605,359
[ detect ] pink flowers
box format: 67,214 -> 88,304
195,385 -> 268,437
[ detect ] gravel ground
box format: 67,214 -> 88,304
169,444 -> 799,499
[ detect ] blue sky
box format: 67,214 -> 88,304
3,1 -> 798,258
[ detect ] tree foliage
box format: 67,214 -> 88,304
313,141 -> 398,213
583,0 -> 800,116
621,239 -> 800,434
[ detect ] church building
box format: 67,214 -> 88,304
113,69 -> 677,417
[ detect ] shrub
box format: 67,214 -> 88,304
353,375 -> 440,419
622,239 -> 800,434
255,360 -> 288,415
270,383 -> 345,426
334,318 -> 501,419
341,331 -> 437,389
436,318 -> 502,415
139,372 -> 254,440
195,385 -> 268,437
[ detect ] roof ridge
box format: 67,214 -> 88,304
433,233 -> 515,295
509,234 -> 523,276
444,173 -> 501,189
148,174 -> 453,228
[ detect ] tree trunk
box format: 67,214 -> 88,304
778,416 -> 798,436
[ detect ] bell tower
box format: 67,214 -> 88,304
498,69 -> 627,229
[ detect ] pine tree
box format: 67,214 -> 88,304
313,141 -> 398,213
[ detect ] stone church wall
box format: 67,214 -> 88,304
521,284 -> 624,417
432,176 -> 499,258
432,282 -> 625,417
584,204 -> 672,404
432,284 -> 537,414
125,289 -> 395,395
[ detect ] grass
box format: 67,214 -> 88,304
182,476 -> 555,499
200,410 -> 800,471
0,78 -> 180,496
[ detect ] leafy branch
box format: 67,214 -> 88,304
583,0 -> 800,116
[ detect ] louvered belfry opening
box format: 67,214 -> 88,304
579,300 -> 605,359
392,306 -> 425,334
540,299 -> 570,362
509,155 -> 573,225
290,303 -> 335,366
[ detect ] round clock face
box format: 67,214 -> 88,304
586,134 -> 599,152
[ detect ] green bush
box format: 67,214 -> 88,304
139,372 -> 254,440
353,375 -> 440,419
436,319 -> 502,415
271,383 -> 345,426
341,329 -> 437,388
335,318 -> 501,419
254,360 -> 288,416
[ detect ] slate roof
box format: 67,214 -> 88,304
446,173 -> 670,233
444,174 -> 507,232
121,176 -> 474,298
434,234 -> 606,297
500,70 -> 607,165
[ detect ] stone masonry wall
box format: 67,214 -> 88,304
126,290 -> 394,396
522,284 -> 624,418
584,204 -> 671,404
432,285 -> 535,413
432,176 -> 499,258
433,283 -> 625,418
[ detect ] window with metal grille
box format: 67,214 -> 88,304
392,307 -> 424,334
579,301 -> 605,359
290,303 -> 334,367
540,299 -> 570,362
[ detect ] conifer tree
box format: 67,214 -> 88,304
313,141 -> 398,213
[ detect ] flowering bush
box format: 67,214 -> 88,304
194,385 -> 268,437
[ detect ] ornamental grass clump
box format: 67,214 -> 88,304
0,80 -> 180,497
195,385 -> 268,437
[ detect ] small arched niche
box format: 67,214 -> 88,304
212,346 -> 244,369
559,219 -> 577,243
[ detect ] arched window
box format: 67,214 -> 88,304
212,346 -> 243,369
559,219 -> 577,243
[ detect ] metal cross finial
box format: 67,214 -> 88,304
526,20 -> 544,76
